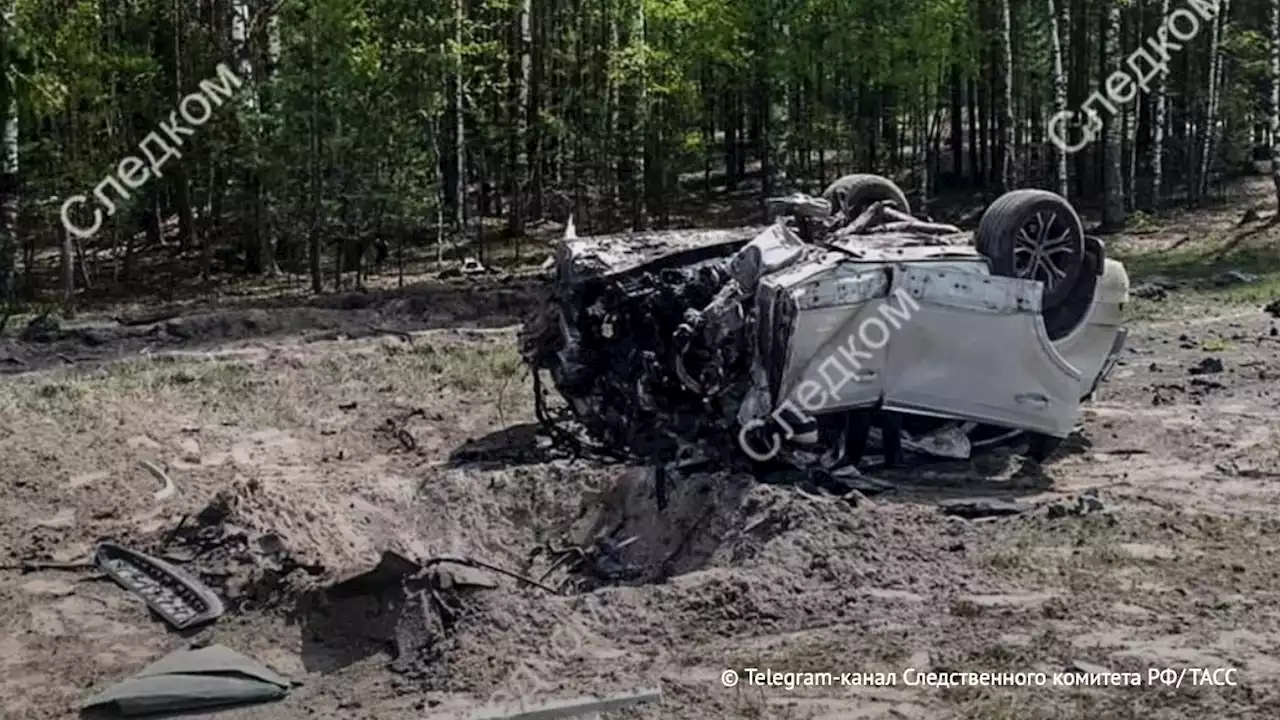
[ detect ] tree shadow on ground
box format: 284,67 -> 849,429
1117,230 -> 1280,285
87,272 -> 546,330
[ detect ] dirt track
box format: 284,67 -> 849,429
3,199 -> 1280,719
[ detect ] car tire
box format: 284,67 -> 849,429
1042,236 -> 1104,341
822,174 -> 911,219
976,189 -> 1085,309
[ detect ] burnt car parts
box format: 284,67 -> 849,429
81,644 -> 290,717
823,173 -> 912,222
521,174 -> 1128,471
95,542 -> 225,630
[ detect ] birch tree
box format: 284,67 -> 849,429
1148,0 -> 1170,208
0,0 -> 17,303
1195,0 -> 1226,202
1049,0 -> 1069,196
628,0 -> 646,230
1102,0 -> 1125,228
998,0 -> 1015,191
506,0 -> 531,237
1271,0 -> 1280,208
231,0 -> 271,274
453,0 -> 465,232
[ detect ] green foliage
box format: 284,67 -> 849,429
1125,209 -> 1159,232
6,0 -> 1253,293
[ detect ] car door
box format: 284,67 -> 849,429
880,264 -> 1083,438
769,262 -> 894,413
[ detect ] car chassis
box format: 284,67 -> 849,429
520,175 -> 1129,474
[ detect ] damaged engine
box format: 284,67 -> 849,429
521,228 -> 762,463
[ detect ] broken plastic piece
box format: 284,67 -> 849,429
95,542 -> 224,630
329,551 -> 505,597
81,644 -> 290,717
139,460 -> 177,500
765,193 -> 831,221
430,562 -> 498,591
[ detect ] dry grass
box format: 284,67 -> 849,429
0,332 -> 523,425
0,331 -> 529,516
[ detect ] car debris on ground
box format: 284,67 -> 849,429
1131,282 -> 1170,301
94,542 -> 225,631
1046,490 -> 1107,518
938,498 -> 1034,520
1189,357 -> 1225,375
437,256 -> 493,278
80,644 -> 291,717
326,550 -> 513,598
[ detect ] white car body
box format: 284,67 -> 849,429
521,186 -> 1130,466
743,223 -> 1128,440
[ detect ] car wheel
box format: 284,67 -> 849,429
822,174 -> 911,220
976,189 -> 1085,309
1042,236 -> 1103,341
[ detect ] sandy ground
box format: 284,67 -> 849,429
3,182 -> 1280,720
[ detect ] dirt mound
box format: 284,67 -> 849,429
560,468 -> 985,592
142,456 -> 990,707
316,465 -> 995,703
165,480 -> 331,611
0,275 -> 547,376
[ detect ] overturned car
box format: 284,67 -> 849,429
520,174 -> 1129,471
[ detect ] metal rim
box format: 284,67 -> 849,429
1013,210 -> 1077,295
